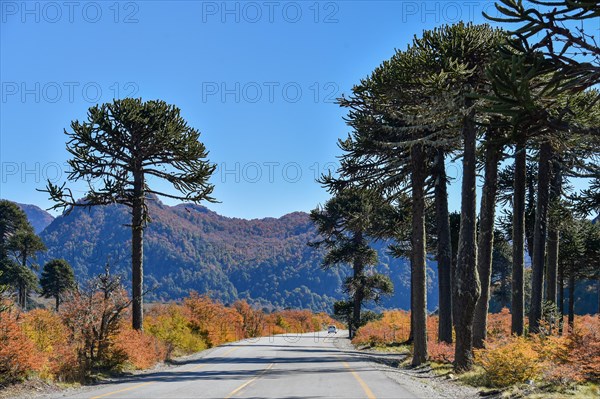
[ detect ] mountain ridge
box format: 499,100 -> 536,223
11,202 -> 55,234
16,197 -> 438,312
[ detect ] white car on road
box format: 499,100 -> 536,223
327,325 -> 337,334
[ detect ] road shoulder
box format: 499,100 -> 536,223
332,334 -> 482,399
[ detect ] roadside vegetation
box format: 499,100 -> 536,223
0,273 -> 337,385
352,309 -> 599,396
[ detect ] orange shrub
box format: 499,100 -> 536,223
0,309 -> 41,383
59,279 -> 131,374
313,312 -> 340,330
428,341 -> 454,363
271,310 -> 319,333
486,307 -> 512,341
47,342 -> 80,382
114,326 -> 167,369
263,314 -> 287,335
260,309 -> 338,336
233,300 -> 265,338
184,292 -> 243,347
426,315 -> 439,343
565,315 -> 600,382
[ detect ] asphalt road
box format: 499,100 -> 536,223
63,331 -> 421,399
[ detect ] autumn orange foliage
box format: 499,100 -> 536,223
0,307 -> 41,383
353,307 -> 600,387
562,315 -> 600,382
113,325 -> 167,369
1,292 -> 337,384
184,292 -> 244,346
428,341 -> 454,363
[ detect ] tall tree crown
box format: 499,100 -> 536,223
45,98 -> 216,218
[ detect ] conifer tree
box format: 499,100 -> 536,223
44,98 -> 216,330
40,259 -> 76,311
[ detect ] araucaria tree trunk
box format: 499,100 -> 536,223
131,167 -> 145,331
473,137 -> 500,348
530,141 -> 552,334
410,143 -> 428,366
597,279 -> 600,318
546,159 -> 562,306
453,109 -> 480,372
568,270 -> 575,330
434,148 -> 453,344
558,271 -> 564,335
512,141 -> 527,336
351,232 -> 365,339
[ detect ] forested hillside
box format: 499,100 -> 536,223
37,196 -> 427,312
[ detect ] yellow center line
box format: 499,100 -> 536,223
90,381 -> 155,399
340,359 -> 376,399
224,362 -> 274,399
221,346 -> 241,357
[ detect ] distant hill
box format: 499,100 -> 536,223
29,196 -> 439,312
13,202 -> 55,234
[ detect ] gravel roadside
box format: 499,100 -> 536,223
332,332 -> 485,399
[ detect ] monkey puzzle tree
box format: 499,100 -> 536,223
0,200 -> 45,309
485,0 -> 600,92
487,0 -> 600,331
486,46 -> 600,333
325,23 -> 505,369
9,229 -> 46,308
326,47 -> 431,364
415,23 -> 504,371
545,90 -> 600,316
558,217 -> 600,329
490,230 -> 513,311
0,200 -> 29,260
473,125 -> 507,348
0,260 -> 37,309
40,259 -> 76,311
44,98 -> 216,330
310,188 -> 394,339
9,229 -> 46,272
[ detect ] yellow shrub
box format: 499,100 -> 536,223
476,336 -> 541,387
352,310 -> 411,346
22,309 -> 67,354
144,304 -> 206,358
21,309 -> 75,380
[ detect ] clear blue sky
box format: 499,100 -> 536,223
0,1 -> 588,219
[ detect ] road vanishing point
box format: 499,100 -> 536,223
59,331 -> 422,399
